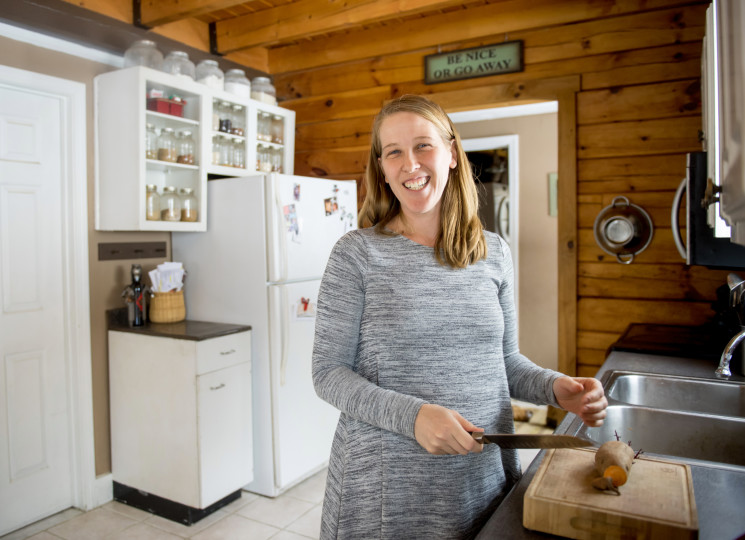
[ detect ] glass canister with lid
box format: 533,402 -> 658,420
180,188 -> 198,222
145,123 -> 158,160
251,77 -> 277,105
176,130 -> 195,165
157,127 -> 177,162
196,59 -> 224,90
232,138 -> 245,169
162,51 -> 196,80
271,115 -> 284,144
224,69 -> 251,99
145,184 -> 160,221
124,40 -> 163,69
161,186 -> 181,221
231,105 -> 245,136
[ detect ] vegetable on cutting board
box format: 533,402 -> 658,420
591,433 -> 642,495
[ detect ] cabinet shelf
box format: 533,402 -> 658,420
94,66 -> 295,232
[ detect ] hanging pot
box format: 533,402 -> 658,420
593,196 -> 654,264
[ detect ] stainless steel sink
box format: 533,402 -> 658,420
605,371 -> 745,417
572,405 -> 745,468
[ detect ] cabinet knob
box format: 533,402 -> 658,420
210,383 -> 226,391
220,349 -> 236,355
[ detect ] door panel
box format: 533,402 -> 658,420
266,174 -> 357,283
0,86 -> 72,535
268,280 -> 339,490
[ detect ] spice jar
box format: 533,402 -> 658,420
180,187 -> 198,222
251,77 -> 277,105
257,112 -> 272,142
232,138 -> 245,169
231,105 -> 245,136
124,40 -> 163,70
157,127 -> 177,162
211,135 -> 221,165
271,147 -> 283,173
162,51 -> 195,80
224,69 -> 251,98
195,59 -> 224,90
271,115 -> 284,144
145,123 -> 158,159
161,186 -> 181,221
176,130 -> 195,164
218,101 -> 232,133
145,184 -> 160,221
218,135 -> 232,166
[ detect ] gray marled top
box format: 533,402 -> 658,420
312,227 -> 562,539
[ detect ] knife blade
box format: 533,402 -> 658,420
470,433 -> 594,449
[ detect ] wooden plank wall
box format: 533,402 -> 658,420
274,0 -> 731,376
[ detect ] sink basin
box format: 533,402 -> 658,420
605,371 -> 745,417
573,405 -> 745,468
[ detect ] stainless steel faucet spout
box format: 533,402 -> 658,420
716,327 -> 745,378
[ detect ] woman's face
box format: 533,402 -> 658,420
378,111 -> 457,221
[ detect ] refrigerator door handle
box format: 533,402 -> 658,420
280,285 -> 290,386
273,180 -> 289,283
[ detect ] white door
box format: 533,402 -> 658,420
268,280 -> 339,490
0,82 -> 74,533
266,174 -> 357,283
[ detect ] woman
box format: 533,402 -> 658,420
312,95 -> 607,539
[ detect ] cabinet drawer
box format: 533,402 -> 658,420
196,331 -> 251,375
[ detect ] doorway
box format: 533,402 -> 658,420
0,64 -> 94,535
451,103 -> 559,371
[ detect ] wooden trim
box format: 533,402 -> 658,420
429,75 -> 580,376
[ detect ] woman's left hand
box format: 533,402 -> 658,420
553,377 -> 608,427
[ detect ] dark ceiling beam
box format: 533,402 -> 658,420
0,0 -> 268,77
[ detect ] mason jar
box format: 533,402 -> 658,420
180,187 -> 198,222
157,127 -> 176,162
219,101 -> 232,133
145,184 -> 160,221
232,138 -> 245,169
231,105 -> 245,136
176,130 -> 195,165
145,123 -> 158,160
224,69 -> 251,98
271,115 -> 284,144
160,186 -> 181,221
195,59 -> 224,90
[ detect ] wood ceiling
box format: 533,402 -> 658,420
58,0 -> 512,76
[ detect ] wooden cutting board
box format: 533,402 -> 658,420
524,448 -> 698,539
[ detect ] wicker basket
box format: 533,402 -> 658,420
149,290 -> 185,323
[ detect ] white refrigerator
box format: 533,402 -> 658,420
172,173 -> 357,497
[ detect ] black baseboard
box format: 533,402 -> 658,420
113,481 -> 241,526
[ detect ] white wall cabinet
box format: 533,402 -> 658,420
108,327 -> 253,514
94,66 -> 295,231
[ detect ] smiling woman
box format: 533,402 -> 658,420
311,95 -> 607,540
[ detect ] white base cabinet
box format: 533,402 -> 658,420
108,328 -> 253,510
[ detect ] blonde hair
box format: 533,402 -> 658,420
358,95 -> 487,268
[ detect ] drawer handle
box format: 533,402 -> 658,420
210,383 -> 226,391
220,349 -> 236,355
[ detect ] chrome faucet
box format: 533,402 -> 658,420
715,273 -> 745,378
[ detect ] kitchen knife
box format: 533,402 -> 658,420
470,433 -> 594,449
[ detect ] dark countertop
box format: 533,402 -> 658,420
107,308 -> 251,341
476,349 -> 745,540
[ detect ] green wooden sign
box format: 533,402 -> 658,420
424,41 -> 524,85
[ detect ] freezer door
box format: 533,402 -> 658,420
266,174 -> 357,283
268,280 -> 339,490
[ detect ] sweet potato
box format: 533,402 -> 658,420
591,440 -> 635,495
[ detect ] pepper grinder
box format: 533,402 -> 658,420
121,264 -> 148,326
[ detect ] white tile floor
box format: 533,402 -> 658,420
1,469 -> 327,540
3,402 -> 551,540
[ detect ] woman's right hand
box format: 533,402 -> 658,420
414,404 -> 484,455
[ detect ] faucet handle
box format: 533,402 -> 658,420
727,273 -> 745,308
